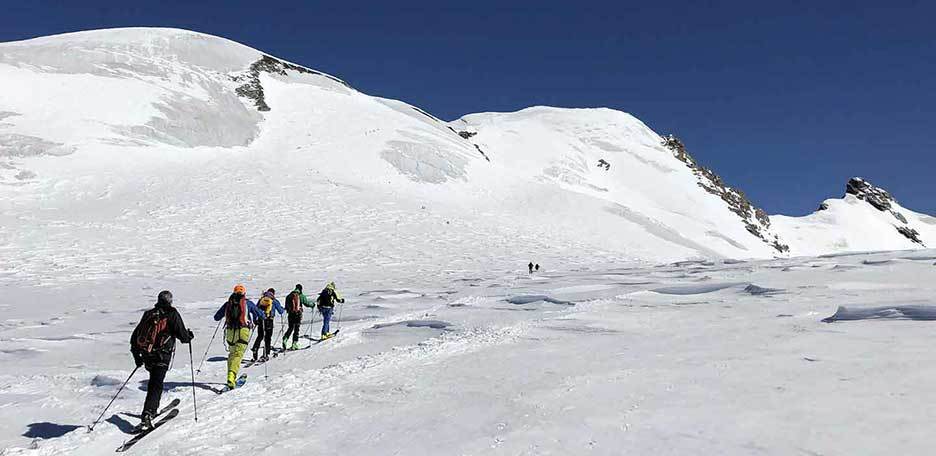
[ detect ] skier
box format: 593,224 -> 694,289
130,290 -> 194,432
316,282 -> 345,340
213,284 -> 262,389
535,263 -> 540,272
251,288 -> 284,362
282,284 -> 313,350
528,262 -> 534,274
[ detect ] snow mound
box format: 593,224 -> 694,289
506,295 -> 575,305
650,282 -> 746,295
742,284 -> 784,295
822,305 -> 936,322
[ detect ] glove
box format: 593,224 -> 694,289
132,351 -> 144,368
187,329 -> 195,340
338,298 -> 346,304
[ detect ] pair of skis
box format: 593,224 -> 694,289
117,373 -> 249,452
305,329 -> 340,349
116,398 -> 180,452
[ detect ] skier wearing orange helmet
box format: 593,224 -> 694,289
213,284 -> 263,389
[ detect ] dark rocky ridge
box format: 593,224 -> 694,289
661,134 -> 789,253
233,55 -> 350,111
843,177 -> 925,245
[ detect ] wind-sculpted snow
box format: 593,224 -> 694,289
371,319 -> 453,330
3,251 -> 936,454
822,305 -> 936,322
742,284 -> 784,295
506,295 -> 575,305
650,282 -> 746,295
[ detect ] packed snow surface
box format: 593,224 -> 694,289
3,250 -> 936,455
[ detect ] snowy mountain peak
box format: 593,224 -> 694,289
844,177 -> 897,212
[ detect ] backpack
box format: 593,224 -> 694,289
258,295 -> 274,318
225,295 -> 246,328
317,288 -> 334,308
133,308 -> 170,355
286,291 -> 301,314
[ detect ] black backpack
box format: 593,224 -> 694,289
225,295 -> 244,328
133,308 -> 170,354
317,288 -> 334,308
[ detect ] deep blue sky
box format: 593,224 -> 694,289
3,1 -> 933,215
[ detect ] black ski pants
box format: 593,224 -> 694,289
252,318 -> 275,356
142,364 -> 168,418
283,312 -> 303,343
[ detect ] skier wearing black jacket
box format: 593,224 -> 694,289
130,290 -> 193,432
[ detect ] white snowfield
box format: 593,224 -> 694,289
1,27 -> 935,455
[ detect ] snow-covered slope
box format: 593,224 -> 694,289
451,107 -> 788,258
0,26 -> 803,279
773,178 -> 936,256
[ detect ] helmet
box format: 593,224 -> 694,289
295,283 -> 303,292
327,281 -> 336,289
233,284 -> 246,295
267,288 -> 275,295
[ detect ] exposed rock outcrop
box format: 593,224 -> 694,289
233,55 -> 350,111
845,177 -> 926,246
661,134 -> 789,253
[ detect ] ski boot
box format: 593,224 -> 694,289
282,337 -> 288,350
132,413 -> 154,434
251,348 -> 259,362
290,341 -> 300,350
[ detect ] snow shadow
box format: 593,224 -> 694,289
822,305 -> 936,323
90,375 -> 122,387
862,260 -> 894,266
372,320 -> 452,330
900,255 -> 936,261
137,380 -> 226,393
743,284 -> 784,296
22,422 -> 81,439
107,415 -> 136,434
650,282 -> 745,295
506,295 -> 574,306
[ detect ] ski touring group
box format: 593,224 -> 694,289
96,281 -> 345,448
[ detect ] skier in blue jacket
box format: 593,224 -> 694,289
251,288 -> 285,361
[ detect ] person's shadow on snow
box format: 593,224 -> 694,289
22,422 -> 81,439
137,380 -> 226,393
106,415 -> 137,434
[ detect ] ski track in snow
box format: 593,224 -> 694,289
3,250 -> 936,455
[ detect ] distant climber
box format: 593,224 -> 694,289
213,284 -> 262,389
251,288 -> 284,362
528,262 -> 534,274
597,159 -> 611,171
130,290 -> 193,432
316,282 -> 345,340
282,284 -> 313,350
535,263 -> 540,272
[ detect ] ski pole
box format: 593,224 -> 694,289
188,343 -> 198,422
88,365 -> 139,432
196,319 -> 223,374
304,310 -> 316,348
275,314 -> 285,343
335,301 -> 346,333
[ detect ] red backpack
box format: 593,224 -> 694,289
225,295 -> 247,328
133,308 -> 170,354
286,291 -> 301,314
